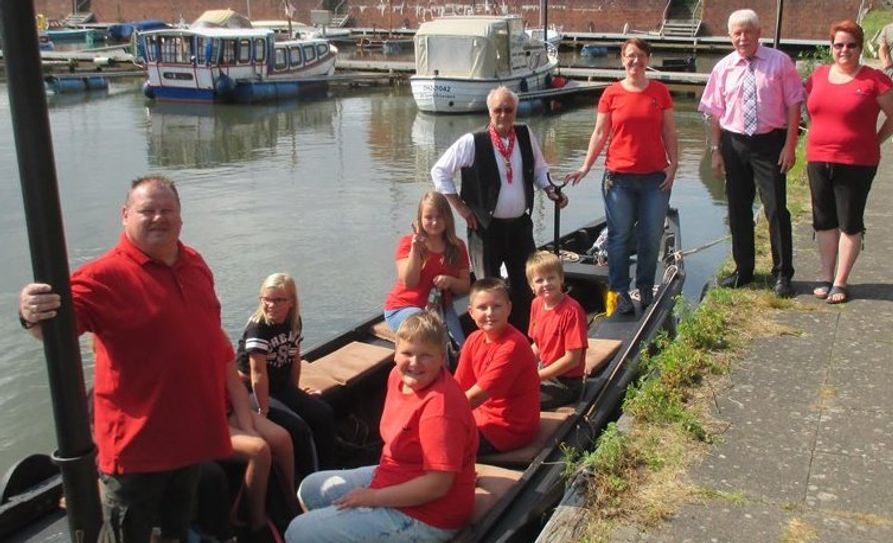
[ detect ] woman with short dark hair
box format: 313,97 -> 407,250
805,19 -> 893,303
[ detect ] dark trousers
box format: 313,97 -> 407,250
540,375 -> 583,410
721,129 -> 794,280
269,385 -> 336,478
98,464 -> 200,543
467,214 -> 536,332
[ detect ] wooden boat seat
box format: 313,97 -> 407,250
470,463 -> 524,525
370,320 -> 397,344
299,341 -> 394,394
477,411 -> 573,467
585,337 -> 622,376
298,361 -> 342,396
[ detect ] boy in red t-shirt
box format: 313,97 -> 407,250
454,278 -> 540,455
525,251 -> 589,409
287,313 -> 478,542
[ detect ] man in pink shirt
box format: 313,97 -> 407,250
699,9 -> 804,298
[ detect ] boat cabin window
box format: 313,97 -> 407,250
144,35 -> 159,62
274,47 -> 288,70
238,39 -> 252,64
220,39 -> 235,64
254,38 -> 266,62
316,43 -> 328,57
303,44 -> 316,63
158,35 -> 193,64
289,46 -> 302,67
195,37 -> 208,64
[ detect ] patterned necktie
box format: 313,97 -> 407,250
742,58 -> 758,136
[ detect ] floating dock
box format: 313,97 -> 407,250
335,59 -> 709,87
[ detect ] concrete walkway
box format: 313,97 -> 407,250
612,147 -> 893,542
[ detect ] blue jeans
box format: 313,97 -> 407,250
384,305 -> 466,346
602,171 -> 671,293
285,466 -> 457,543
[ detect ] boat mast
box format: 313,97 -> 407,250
773,0 -> 784,48
0,1 -> 102,540
540,0 -> 548,43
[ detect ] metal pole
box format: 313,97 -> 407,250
0,1 -> 102,541
541,0 -> 548,40
773,0 -> 784,49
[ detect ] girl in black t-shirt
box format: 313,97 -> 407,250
237,273 -> 336,481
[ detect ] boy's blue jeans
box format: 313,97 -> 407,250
285,466 -> 457,543
602,171 -> 671,294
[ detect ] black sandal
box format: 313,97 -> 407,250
826,285 -> 849,305
813,281 -> 832,299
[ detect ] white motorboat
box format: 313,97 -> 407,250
411,16 -> 558,113
526,24 -> 563,48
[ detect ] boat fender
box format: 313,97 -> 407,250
215,74 -> 235,98
142,80 -> 155,99
93,57 -> 115,67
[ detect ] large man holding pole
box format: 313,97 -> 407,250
431,86 -> 567,332
18,176 -> 234,542
699,9 -> 803,298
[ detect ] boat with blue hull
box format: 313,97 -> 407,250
138,27 -> 337,104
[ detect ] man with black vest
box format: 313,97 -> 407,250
431,86 -> 567,332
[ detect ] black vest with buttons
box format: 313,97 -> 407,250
459,124 -> 535,229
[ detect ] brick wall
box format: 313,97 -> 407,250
33,0 -> 863,39
701,0 -> 861,39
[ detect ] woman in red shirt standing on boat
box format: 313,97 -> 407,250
565,38 -> 679,315
805,20 -> 893,304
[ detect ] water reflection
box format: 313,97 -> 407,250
146,98 -> 339,168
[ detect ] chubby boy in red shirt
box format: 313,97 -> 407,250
454,278 -> 540,455
526,251 -> 589,409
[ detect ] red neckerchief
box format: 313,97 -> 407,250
488,123 -> 516,184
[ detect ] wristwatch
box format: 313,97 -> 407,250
709,145 -> 720,153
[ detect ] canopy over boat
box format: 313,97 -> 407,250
191,9 -> 253,29
415,16 -> 530,79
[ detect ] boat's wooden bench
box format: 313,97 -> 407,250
370,321 -> 397,344
585,337 -> 622,375
477,411 -> 573,468
299,341 -> 394,396
470,463 -> 524,525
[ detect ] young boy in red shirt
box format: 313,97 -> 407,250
526,251 -> 589,409
286,312 -> 478,542
454,278 -> 540,455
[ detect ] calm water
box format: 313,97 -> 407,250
0,73 -> 730,471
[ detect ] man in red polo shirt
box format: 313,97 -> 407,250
18,176 -> 233,542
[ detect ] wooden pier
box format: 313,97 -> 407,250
335,59 -> 709,87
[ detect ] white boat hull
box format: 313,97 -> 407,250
411,62 -> 558,113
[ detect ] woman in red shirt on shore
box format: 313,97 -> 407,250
565,38 -> 679,315
805,20 -> 893,304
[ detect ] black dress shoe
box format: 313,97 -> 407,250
774,276 -> 795,298
719,272 -> 753,289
